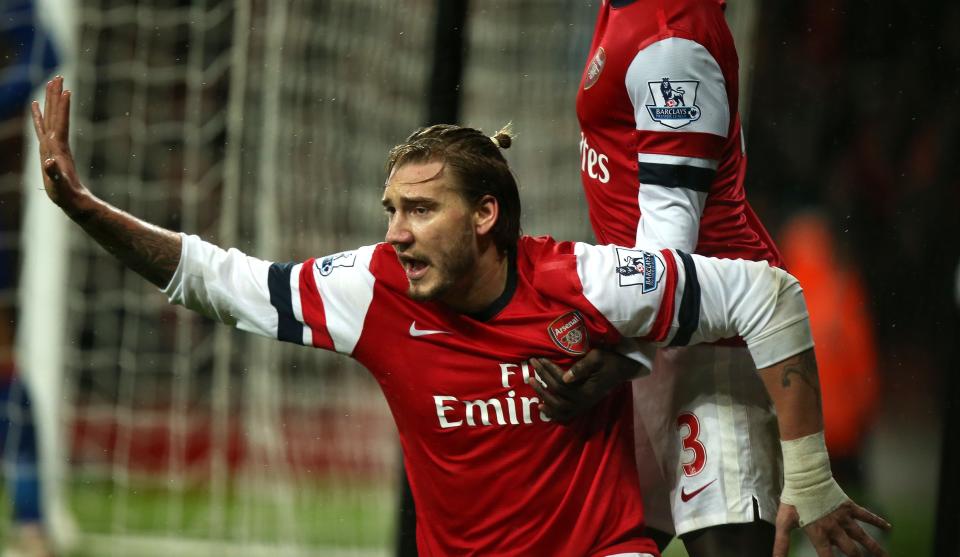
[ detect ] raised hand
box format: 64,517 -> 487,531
31,76 -> 88,214
30,77 -> 182,287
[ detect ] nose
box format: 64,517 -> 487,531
385,213 -> 414,248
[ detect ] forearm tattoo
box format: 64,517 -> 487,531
79,201 -> 181,288
780,350 -> 822,411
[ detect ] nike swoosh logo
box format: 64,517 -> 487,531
680,479 -> 716,503
409,322 -> 451,337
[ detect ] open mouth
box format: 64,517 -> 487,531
399,256 -> 429,281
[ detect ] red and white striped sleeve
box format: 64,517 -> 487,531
163,233 -> 376,356
575,242 -> 814,368
624,37 -> 730,251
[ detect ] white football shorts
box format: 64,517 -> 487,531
632,343 -> 781,536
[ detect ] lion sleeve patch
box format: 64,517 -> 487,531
625,37 -> 729,136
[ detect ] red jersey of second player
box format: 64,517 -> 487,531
576,0 -> 782,266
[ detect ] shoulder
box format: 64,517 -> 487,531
306,243 -> 406,293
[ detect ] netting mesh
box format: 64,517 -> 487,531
61,0 -> 435,553
463,0 -> 597,243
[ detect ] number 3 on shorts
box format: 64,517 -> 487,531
677,412 -> 707,476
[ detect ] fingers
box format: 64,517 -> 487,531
852,505 -> 891,531
803,503 -> 889,557
772,527 -> 790,557
848,524 -> 887,557
529,358 -> 567,395
810,537 -> 834,557
43,157 -> 63,182
61,89 -> 71,138
50,76 -> 63,133
773,503 -> 799,557
562,349 -> 603,383
42,76 -> 67,137
43,79 -> 55,131
526,358 -> 574,420
832,530 -> 862,557
524,375 -> 566,421
845,504 -> 889,556
31,101 -> 45,139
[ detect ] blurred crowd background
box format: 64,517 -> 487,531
0,1 -> 956,556
747,3 -> 960,554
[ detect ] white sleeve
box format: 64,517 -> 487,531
634,181 -> 707,252
161,233 -> 376,355
576,242 -> 814,368
625,37 -> 729,251
626,37 -> 730,138
162,233 -> 278,338
575,242 -> 683,344
686,253 -> 815,368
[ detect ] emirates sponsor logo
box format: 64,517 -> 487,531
548,311 -> 588,355
579,132 -> 610,184
433,362 -> 552,429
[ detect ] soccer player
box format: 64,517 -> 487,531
561,1 -> 820,556
31,77 -> 887,556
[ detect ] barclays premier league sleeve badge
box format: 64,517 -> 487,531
317,250 -> 357,276
645,77 -> 701,129
615,248 -> 664,293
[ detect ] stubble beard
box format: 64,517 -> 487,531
407,226 -> 476,303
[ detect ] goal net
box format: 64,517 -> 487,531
21,0 -> 435,555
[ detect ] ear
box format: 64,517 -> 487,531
474,194 -> 499,237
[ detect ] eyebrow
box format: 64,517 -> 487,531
381,196 -> 437,208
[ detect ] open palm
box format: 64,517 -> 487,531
31,76 -> 86,212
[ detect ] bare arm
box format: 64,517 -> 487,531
759,349 -> 823,440
759,349 -> 891,557
31,77 -> 181,288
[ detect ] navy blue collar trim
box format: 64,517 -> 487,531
467,252 -> 517,322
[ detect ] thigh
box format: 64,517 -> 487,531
632,344 -> 781,537
680,519 -> 775,557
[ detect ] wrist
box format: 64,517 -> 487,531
780,431 -> 849,526
62,188 -> 99,223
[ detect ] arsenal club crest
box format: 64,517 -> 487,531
548,311 -> 589,355
645,77 -> 702,129
583,47 -> 606,90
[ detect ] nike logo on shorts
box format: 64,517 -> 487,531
680,479 -> 716,502
409,321 -> 450,337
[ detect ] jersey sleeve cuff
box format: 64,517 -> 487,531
613,337 -> 655,373
161,232 -> 191,304
746,278 -> 815,369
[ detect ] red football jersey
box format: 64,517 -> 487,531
167,232 -> 812,554
319,240 -> 654,556
576,0 -> 782,267
170,235 -> 674,556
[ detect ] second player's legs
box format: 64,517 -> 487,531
680,516 -> 776,557
632,344 -> 781,557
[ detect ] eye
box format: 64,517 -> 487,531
413,206 -> 429,216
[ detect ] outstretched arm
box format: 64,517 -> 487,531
33,78 -> 374,356
31,76 -> 181,288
